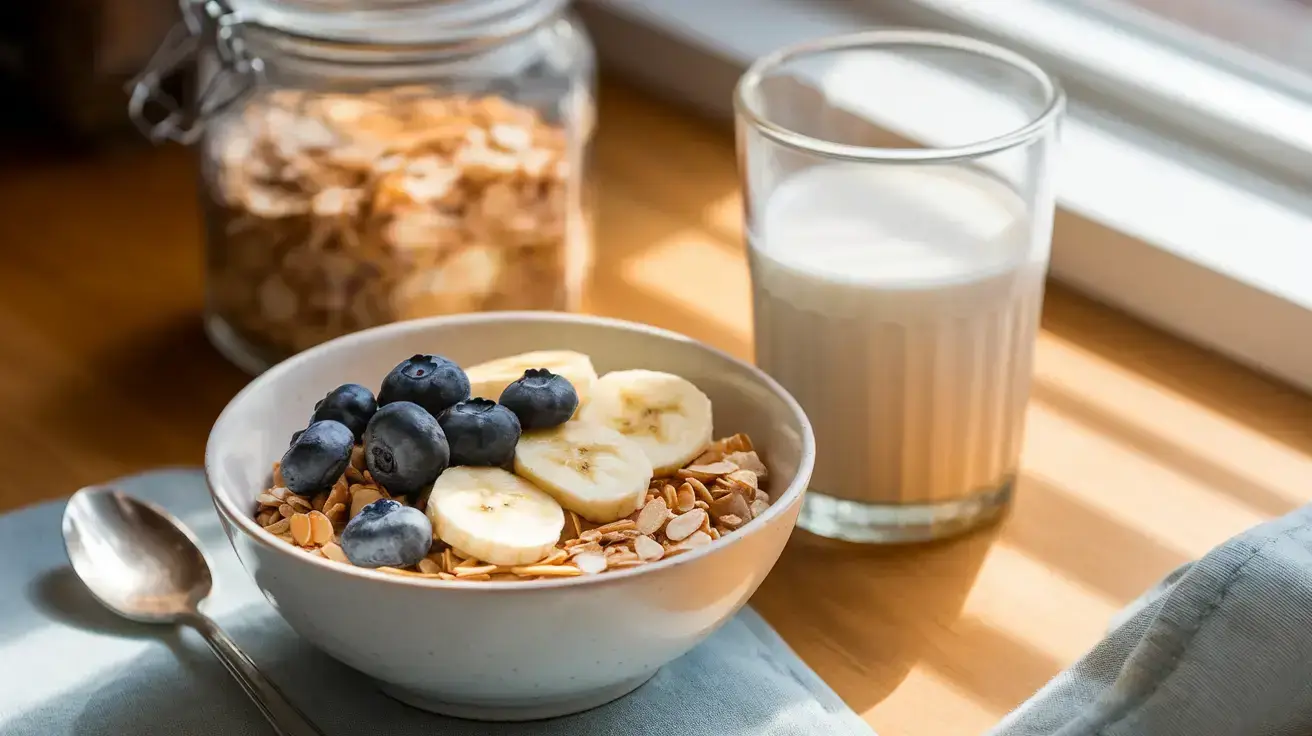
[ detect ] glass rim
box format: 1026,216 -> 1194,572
734,29 -> 1065,163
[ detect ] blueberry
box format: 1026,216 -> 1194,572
499,369 -> 578,429
339,499 -> 433,568
439,399 -> 522,467
310,383 -> 377,440
377,354 -> 470,417
280,420 -> 354,496
363,401 -> 450,496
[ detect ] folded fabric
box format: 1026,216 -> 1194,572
990,504 -> 1312,736
0,469 -> 874,736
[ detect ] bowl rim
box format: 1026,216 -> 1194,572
205,311 -> 816,593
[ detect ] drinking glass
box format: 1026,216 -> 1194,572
735,30 -> 1063,542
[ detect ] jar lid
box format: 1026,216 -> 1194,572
129,0 -> 573,143
226,0 -> 569,45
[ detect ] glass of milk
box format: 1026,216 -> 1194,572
735,31 -> 1064,542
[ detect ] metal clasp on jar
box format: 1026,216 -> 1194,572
127,0 -> 262,144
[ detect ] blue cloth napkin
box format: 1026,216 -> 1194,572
0,469 -> 874,736
990,503 -> 1312,736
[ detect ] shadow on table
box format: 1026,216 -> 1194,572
30,312 -> 248,492
28,567 -> 164,641
751,519 -> 998,715
4,609 -> 316,736
11,567 -> 261,735
1006,474 -> 1190,605
1029,376 -> 1300,519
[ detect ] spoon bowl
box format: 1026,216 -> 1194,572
62,488 -> 212,623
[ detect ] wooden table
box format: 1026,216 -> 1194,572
3,81 -> 1311,735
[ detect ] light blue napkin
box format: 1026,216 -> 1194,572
990,504 -> 1312,736
0,469 -> 874,736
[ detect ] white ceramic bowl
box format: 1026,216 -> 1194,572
206,313 -> 814,721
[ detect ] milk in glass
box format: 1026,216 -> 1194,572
748,163 -> 1046,510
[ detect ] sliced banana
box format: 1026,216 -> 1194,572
579,369 -> 713,476
514,421 -> 653,524
463,350 -> 597,406
426,466 -> 564,566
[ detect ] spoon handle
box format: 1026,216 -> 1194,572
189,613 -> 328,736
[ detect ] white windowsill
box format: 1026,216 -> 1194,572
579,0 -> 1312,394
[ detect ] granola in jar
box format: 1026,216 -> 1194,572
203,87 -> 586,365
128,0 -> 595,371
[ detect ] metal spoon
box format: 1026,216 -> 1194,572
62,486 -> 326,736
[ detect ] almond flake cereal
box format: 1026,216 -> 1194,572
308,510 -> 334,544
250,353 -> 778,582
634,535 -> 664,561
289,513 -> 313,546
709,493 -> 751,524
635,497 -> 668,535
664,509 -> 706,542
675,483 -> 696,513
680,531 -> 713,550
662,484 -> 678,509
678,462 -> 738,483
566,542 -> 604,558
574,552 -> 607,575
321,542 -> 350,564
723,451 -> 768,479
688,477 -> 715,504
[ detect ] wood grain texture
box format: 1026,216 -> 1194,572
2,81 -> 1310,735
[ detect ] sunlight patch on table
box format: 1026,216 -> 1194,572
961,542 -> 1118,666
0,625 -> 152,730
864,665 -> 1001,735
620,229 -> 753,341
701,192 -> 744,239
1035,334 -> 1312,511
1023,406 -> 1268,557
1,590 -> 260,730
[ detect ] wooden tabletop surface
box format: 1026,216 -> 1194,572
4,81 -> 1312,735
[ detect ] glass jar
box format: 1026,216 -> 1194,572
132,0 -> 595,372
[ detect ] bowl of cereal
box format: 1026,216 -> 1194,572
205,312 -> 814,721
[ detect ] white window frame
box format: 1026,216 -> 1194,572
579,0 -> 1312,394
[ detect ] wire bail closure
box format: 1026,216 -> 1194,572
127,0 -> 262,144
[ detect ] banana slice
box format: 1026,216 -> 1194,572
579,370 -> 713,476
514,421 -> 653,524
426,466 -> 564,566
464,350 -> 598,406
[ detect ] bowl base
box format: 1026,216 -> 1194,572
377,671 -> 658,721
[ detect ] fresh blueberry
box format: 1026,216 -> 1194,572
499,369 -> 578,430
363,401 -> 450,496
339,499 -> 433,568
439,398 -> 522,467
280,420 -> 354,496
377,354 -> 470,417
310,383 -> 377,440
